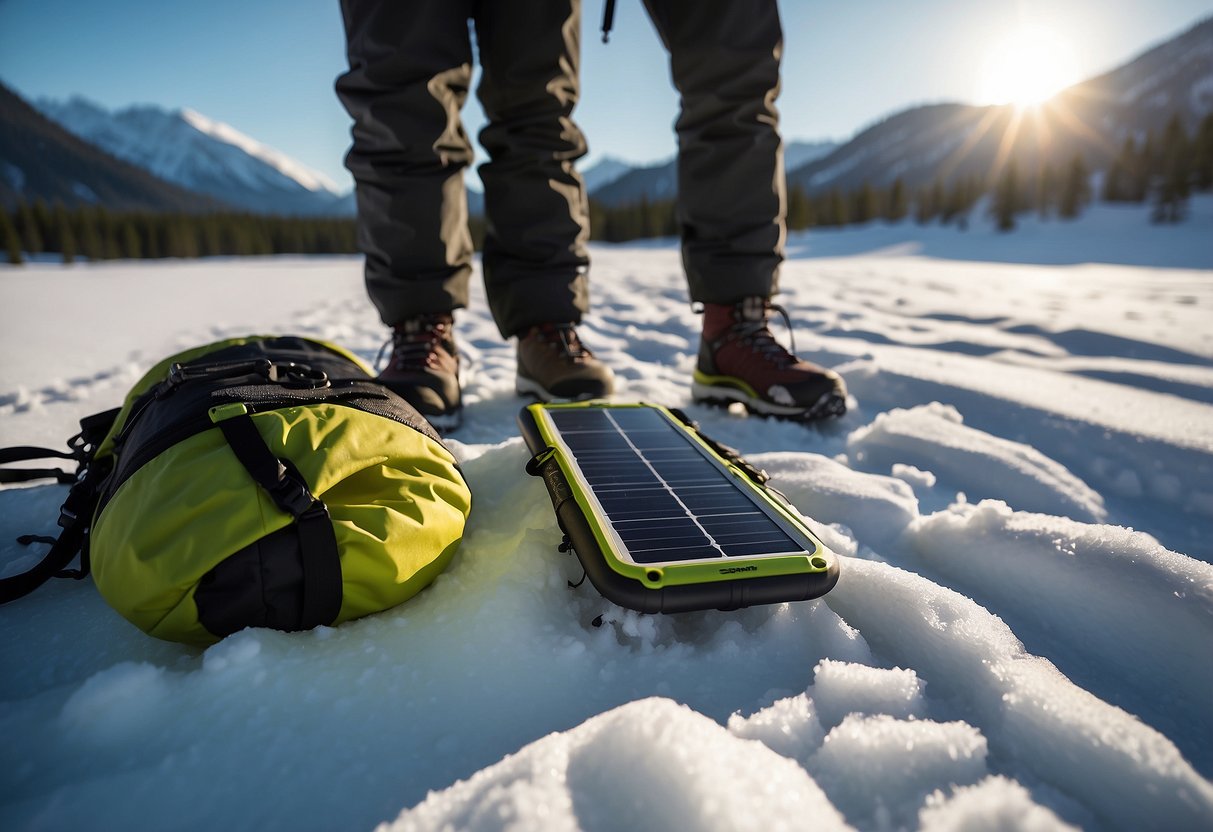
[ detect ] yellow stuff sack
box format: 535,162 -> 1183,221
0,336 -> 471,646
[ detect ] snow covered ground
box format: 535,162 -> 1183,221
2,202 -> 1212,831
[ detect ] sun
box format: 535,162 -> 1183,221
979,26 -> 1080,107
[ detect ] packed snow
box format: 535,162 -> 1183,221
2,201 -> 1212,831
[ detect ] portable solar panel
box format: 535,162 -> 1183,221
519,402 -> 840,613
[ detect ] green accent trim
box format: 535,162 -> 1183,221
525,401 -> 834,590
533,447 -> 557,467
208,402 -> 249,423
691,368 -> 759,400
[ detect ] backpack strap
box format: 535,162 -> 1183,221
0,408 -> 120,604
0,446 -> 80,484
213,409 -> 343,628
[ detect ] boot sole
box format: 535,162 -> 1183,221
691,381 -> 847,422
515,374 -> 608,403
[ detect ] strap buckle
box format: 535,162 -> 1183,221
267,461 -> 318,518
165,359 -> 330,393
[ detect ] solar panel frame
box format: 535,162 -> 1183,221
519,402 -> 840,613
540,405 -> 819,570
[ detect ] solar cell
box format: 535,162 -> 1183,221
547,407 -> 809,566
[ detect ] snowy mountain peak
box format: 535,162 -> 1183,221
35,96 -> 352,216
784,139 -> 841,172
179,108 -> 340,195
580,156 -> 632,192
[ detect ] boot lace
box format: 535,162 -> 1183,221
377,316 -> 453,372
530,323 -> 593,362
731,302 -> 798,369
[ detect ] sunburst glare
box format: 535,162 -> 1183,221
979,26 -> 1081,107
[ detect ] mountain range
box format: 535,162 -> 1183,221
788,16 -> 1213,195
2,15 -> 1210,215
35,97 -> 353,216
587,140 -> 838,208
0,83 -> 218,212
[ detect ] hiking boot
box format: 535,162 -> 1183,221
379,313 -> 462,432
693,297 -> 846,421
516,323 -> 615,401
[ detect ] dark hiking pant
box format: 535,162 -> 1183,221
337,0 -> 590,337
337,0 -> 786,336
643,0 -> 787,304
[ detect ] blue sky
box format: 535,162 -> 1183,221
1,0 -> 1210,192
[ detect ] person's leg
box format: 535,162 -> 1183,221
474,0 -> 613,401
642,0 -> 785,303
644,0 -> 845,420
473,0 -> 591,337
336,0 -> 475,326
336,0 -> 474,429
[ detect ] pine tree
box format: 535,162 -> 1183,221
57,206 -> 77,264
1152,115 -> 1190,224
943,177 -> 980,229
991,161 -> 1022,232
1057,154 -> 1091,220
119,218 -> 142,259
1193,113 -> 1213,192
823,189 -> 848,227
924,179 -> 946,225
1,207 -> 24,265
885,178 -> 908,222
913,185 -> 936,225
32,200 -> 54,252
1139,131 -> 1160,193
75,209 -> 101,260
1035,163 -> 1058,218
639,198 -> 673,239
1102,137 -> 1139,202
1101,160 -> 1122,203
787,185 -> 811,231
588,200 -> 606,242
15,201 -> 43,256
134,214 -> 157,259
165,217 -> 191,258
661,200 -> 679,237
92,206 -> 120,259
851,182 -> 877,225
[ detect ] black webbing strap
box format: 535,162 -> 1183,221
0,462 -> 106,603
0,524 -> 87,603
0,467 -> 76,484
0,447 -> 80,484
215,413 -> 342,629
0,407 -> 120,604
0,446 -> 79,463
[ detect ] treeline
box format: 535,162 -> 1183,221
1102,113 -> 1213,223
589,111 -> 1213,241
2,203 -> 357,265
987,155 -> 1093,232
588,169 -> 1056,242
586,176 -> 981,239
5,114 -> 1212,264
588,197 -> 678,242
